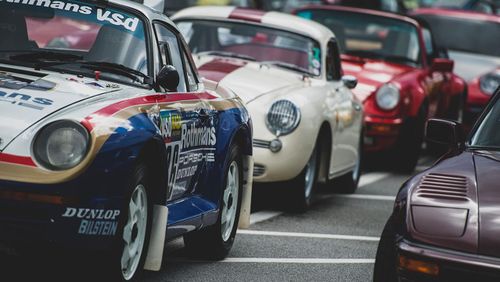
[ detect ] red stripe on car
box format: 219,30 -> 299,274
229,8 -> 266,23
83,93 -> 217,130
0,153 -> 36,167
198,59 -> 247,82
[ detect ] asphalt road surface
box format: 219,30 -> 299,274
1,155 -> 437,282
140,155 -> 437,282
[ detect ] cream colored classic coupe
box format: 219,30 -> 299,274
173,6 -> 363,210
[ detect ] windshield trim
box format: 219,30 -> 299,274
466,89 -> 500,148
174,18 -> 324,78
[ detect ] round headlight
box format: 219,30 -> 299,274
33,120 -> 90,170
479,71 -> 500,95
266,100 -> 301,136
376,84 -> 400,111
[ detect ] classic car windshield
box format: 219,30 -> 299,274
471,95 -> 500,148
0,1 -> 149,79
419,0 -> 469,7
297,10 -> 421,66
413,14 -> 500,57
177,20 -> 323,76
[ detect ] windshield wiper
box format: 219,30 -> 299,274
9,51 -> 83,63
260,61 -> 310,75
34,60 -> 152,85
198,51 -> 256,61
345,50 -> 384,60
345,50 -> 417,66
80,62 -> 152,84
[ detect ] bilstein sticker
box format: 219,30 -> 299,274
62,207 -> 120,236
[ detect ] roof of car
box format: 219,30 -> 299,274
172,6 -> 335,44
295,5 -> 421,27
108,0 -> 177,26
411,8 -> 500,23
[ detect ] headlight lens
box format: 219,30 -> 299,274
479,71 -> 500,95
266,100 -> 301,136
376,84 -> 400,111
34,120 -> 90,170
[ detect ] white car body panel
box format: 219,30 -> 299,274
174,6 -> 363,183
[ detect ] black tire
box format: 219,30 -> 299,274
289,142 -> 320,212
373,216 -> 398,282
334,131 -> 363,194
392,107 -> 426,173
105,163 -> 153,282
184,144 -> 243,260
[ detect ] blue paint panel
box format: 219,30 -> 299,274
0,102 -> 252,251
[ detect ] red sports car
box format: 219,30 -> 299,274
296,6 -> 467,171
411,8 -> 500,129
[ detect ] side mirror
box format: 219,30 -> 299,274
342,75 -> 358,89
431,58 -> 454,73
157,65 -> 179,92
426,118 -> 464,149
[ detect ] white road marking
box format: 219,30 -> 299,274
358,172 -> 390,187
331,194 -> 396,201
169,258 -> 375,264
237,229 -> 379,241
250,211 -> 283,225
247,172 -> 392,226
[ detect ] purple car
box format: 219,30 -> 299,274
374,87 -> 500,282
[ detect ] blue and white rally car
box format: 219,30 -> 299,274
0,0 -> 253,280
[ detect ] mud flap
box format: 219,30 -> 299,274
238,156 -> 253,229
144,205 -> 168,271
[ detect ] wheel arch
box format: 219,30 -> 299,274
317,122 -> 333,184
228,124 -> 253,229
136,136 -> 169,206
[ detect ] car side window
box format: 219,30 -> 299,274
179,38 -> 200,92
326,40 -> 342,81
154,23 -> 187,92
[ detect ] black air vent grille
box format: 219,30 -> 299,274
416,173 -> 468,201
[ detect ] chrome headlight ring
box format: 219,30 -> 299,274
33,120 -> 90,170
479,71 -> 500,95
376,83 -> 400,111
266,100 -> 301,136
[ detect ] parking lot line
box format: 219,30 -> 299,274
169,258 -> 375,264
330,194 -> 396,201
250,211 -> 283,225
358,172 -> 390,187
237,230 -> 380,241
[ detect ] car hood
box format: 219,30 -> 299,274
195,56 -> 306,104
449,50 -> 500,81
408,150 -> 500,257
341,56 -> 414,102
0,69 -> 123,151
472,150 -> 500,258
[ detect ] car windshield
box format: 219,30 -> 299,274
419,0 -> 469,8
0,1 -> 149,83
177,20 -> 323,76
297,9 -> 421,66
413,14 -> 500,57
164,0 -> 250,14
470,94 -> 500,149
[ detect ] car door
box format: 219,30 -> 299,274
325,39 -> 361,175
153,23 -> 213,202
